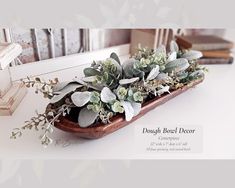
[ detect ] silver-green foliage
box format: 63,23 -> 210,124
12,42 -> 206,146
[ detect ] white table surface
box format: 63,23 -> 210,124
0,63 -> 235,159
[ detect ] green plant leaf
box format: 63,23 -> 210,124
122,58 -> 137,78
164,58 -> 189,73
110,52 -> 121,64
82,76 -> 97,83
167,51 -> 177,62
119,77 -> 139,85
106,58 -> 122,76
133,91 -> 143,102
71,91 -> 91,107
131,102 -> 141,116
50,84 -> 82,104
111,101 -> 124,113
120,100 -> 134,121
170,40 -> 179,52
182,50 -> 203,61
157,85 -> 170,96
146,65 -> 160,81
101,87 -> 116,103
84,68 -> 101,77
189,70 -> 204,79
78,107 -> 98,127
116,86 -> 128,100
53,82 -> 82,92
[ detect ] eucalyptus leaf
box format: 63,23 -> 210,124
110,52 -> 121,64
50,84 -> 82,104
164,58 -> 189,73
78,107 -> 98,127
84,68 -> 101,77
119,77 -> 139,85
182,50 -> 203,61
170,40 -> 179,52
107,58 -> 122,75
177,71 -> 188,80
71,91 -> 91,107
146,65 -> 160,81
111,101 -> 124,113
101,87 -> 116,103
121,100 -> 134,121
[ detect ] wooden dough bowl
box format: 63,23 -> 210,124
54,78 -> 204,139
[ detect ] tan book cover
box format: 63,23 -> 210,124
197,57 -> 233,65
201,50 -> 233,58
176,35 -> 234,51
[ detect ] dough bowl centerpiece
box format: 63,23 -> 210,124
11,41 -> 206,146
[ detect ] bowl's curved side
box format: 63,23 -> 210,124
54,78 -> 204,139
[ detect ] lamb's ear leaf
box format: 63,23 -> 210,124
157,85 -> 170,96
119,77 -> 139,85
78,107 -> 98,128
156,45 -> 166,56
156,73 -> 172,82
110,52 -> 121,64
82,76 -> 97,83
170,40 -> 179,52
100,87 -> 116,103
164,58 -> 189,73
121,101 -> 134,121
131,102 -> 141,116
182,50 -> 203,61
52,82 -> 70,92
50,84 -> 82,104
53,82 -> 82,92
71,91 -> 91,107
167,51 -> 177,62
72,77 -> 88,86
146,65 -> 160,81
122,58 -> 136,78
84,68 -> 101,77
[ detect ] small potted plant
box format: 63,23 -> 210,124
11,41 -> 206,146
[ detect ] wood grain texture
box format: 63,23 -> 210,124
54,78 -> 204,139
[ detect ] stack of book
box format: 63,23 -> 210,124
176,35 -> 234,64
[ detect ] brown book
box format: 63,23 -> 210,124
197,57 -> 233,65
201,50 -> 232,58
176,35 -> 234,51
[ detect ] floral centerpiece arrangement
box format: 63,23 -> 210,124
11,41 -> 206,146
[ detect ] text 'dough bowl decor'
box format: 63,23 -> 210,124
11,41 -> 207,146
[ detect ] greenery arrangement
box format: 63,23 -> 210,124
11,41 -> 206,146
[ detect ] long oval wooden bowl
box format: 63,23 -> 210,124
54,78 -> 204,139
